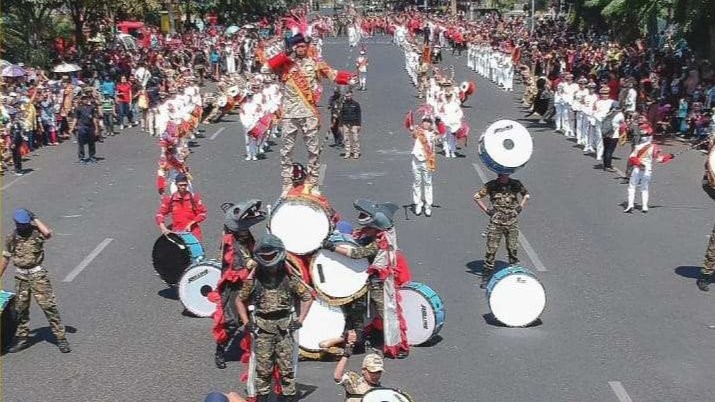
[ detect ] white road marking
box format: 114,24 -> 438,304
608,381 -> 633,402
209,127 -> 226,140
613,167 -> 627,178
61,214 -> 82,218
62,238 -> 113,282
319,164 -> 327,186
1,175 -> 23,190
472,163 -> 548,272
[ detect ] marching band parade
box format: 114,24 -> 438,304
1,2 -> 715,401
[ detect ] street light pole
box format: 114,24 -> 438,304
530,0 -> 535,33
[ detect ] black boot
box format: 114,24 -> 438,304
7,337 -> 31,353
215,344 -> 227,369
56,338 -> 71,353
697,274 -> 712,292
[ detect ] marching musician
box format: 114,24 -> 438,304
473,173 -> 530,288
409,115 -> 437,217
155,173 -> 208,240
356,49 -> 369,91
623,119 -> 673,213
1,209 -> 71,354
334,349 -> 384,402
265,26 -> 357,197
323,200 -> 410,359
698,141 -> 715,291
236,233 -> 313,402
211,200 -> 266,369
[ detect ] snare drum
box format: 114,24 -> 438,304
297,298 -> 345,359
0,290 -> 17,351
399,282 -> 445,345
178,259 -> 221,317
362,388 -> 414,402
486,265 -> 546,327
269,196 -> 333,255
151,232 -> 205,286
310,233 -> 369,306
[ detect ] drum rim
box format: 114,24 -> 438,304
487,269 -> 546,327
310,241 -> 369,306
268,195 -> 334,255
362,387 -> 415,402
400,286 -> 444,345
178,259 -> 222,317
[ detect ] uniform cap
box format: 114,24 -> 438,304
13,208 -> 31,224
362,353 -> 384,372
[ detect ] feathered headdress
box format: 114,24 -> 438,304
282,10 -> 310,38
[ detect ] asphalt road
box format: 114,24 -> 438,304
3,37 -> 715,402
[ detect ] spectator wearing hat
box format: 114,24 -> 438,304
334,349 -> 384,402
155,173 -> 208,241
0,208 -> 71,354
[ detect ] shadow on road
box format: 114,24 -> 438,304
675,266 -> 703,279
465,260 -> 510,277
482,313 -> 543,328
158,287 -> 179,300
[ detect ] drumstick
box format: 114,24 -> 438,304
164,233 -> 186,250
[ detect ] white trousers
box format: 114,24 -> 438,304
627,167 -> 651,210
412,157 -> 433,208
562,106 -> 574,136
245,131 -> 257,157
593,124 -> 604,160
358,72 -> 367,89
504,70 -> 513,91
554,103 -> 565,131
445,128 -> 457,156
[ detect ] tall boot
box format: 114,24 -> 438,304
215,344 -> 227,369
641,190 -> 649,213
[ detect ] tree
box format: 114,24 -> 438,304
1,0 -> 65,67
673,0 -> 714,61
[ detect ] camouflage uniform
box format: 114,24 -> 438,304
239,273 -> 312,397
280,57 -> 341,190
346,240 -> 383,323
336,371 -> 377,402
3,229 -> 66,341
701,223 -> 715,277
474,178 -> 529,273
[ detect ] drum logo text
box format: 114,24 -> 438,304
493,125 -> 513,134
421,305 -> 428,329
188,269 -> 209,283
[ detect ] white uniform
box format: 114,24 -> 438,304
356,55 -> 368,90
554,82 -> 566,132
581,91 -> 598,152
412,127 -> 437,214
592,98 -> 614,160
438,96 -> 463,158
562,82 -> 579,137
572,87 -> 588,144
627,138 -> 661,212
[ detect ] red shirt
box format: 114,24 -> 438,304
155,191 -> 208,240
116,82 -> 132,104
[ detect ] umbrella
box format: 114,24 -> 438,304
1,65 -> 25,78
225,25 -> 240,36
242,24 -> 255,29
0,60 -> 12,70
52,62 -> 81,73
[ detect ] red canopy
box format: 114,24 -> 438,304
117,21 -> 144,34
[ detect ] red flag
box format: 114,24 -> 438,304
404,110 -> 413,130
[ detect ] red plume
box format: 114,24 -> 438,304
404,110 -> 413,130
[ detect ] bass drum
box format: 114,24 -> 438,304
399,282 -> 445,345
486,265 -> 546,327
152,232 -> 205,286
362,388 -> 414,402
478,119 -> 533,174
178,260 -> 221,317
297,298 -> 345,360
0,291 -> 17,352
310,232 -> 369,306
269,195 -> 333,255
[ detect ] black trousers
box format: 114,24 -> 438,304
77,127 -> 96,160
603,137 -> 618,169
12,145 -> 22,173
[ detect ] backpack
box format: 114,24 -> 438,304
601,110 -> 616,138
